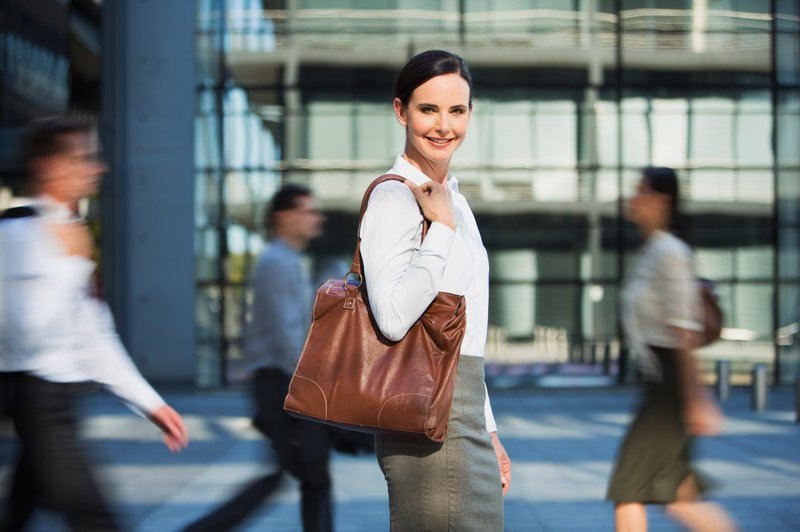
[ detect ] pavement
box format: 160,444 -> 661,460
1,384 -> 799,531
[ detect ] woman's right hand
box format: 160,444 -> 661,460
683,393 -> 724,436
405,180 -> 457,231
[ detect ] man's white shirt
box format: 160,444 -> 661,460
0,196 -> 164,415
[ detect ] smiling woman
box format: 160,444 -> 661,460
392,73 -> 471,181
359,50 -> 510,532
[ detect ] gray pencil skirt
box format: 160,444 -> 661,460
375,355 -> 504,532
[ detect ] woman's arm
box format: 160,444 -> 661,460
661,247 -> 723,435
359,182 -> 456,341
673,329 -> 723,436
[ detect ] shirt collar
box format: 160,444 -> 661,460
390,155 -> 460,192
272,237 -> 303,257
32,195 -> 77,223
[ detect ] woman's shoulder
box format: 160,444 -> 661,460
367,178 -> 417,208
650,231 -> 693,264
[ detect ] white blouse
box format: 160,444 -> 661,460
359,155 -> 496,432
620,230 -> 703,379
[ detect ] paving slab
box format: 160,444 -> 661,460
1,385 -> 798,531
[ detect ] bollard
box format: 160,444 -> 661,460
796,377 -> 800,423
602,343 -> 612,375
751,363 -> 768,412
715,360 -> 731,402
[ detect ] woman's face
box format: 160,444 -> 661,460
626,179 -> 669,229
393,73 -> 471,174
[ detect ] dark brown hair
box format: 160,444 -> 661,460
267,183 -> 312,231
395,50 -> 473,108
22,116 -> 92,167
641,166 -> 684,240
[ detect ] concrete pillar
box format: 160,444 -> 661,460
100,1 -> 196,382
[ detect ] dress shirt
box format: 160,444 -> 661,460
242,238 -> 313,376
0,195 -> 165,415
620,230 -> 702,380
359,155 -> 497,432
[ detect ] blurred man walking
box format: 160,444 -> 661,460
0,117 -> 188,531
184,184 -> 332,531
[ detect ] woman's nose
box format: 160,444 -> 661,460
435,112 -> 450,133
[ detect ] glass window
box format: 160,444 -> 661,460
778,282 -> 800,382
197,1 -> 792,386
621,97 -> 650,167
777,91 -> 800,167
776,31 -> 800,86
778,170 -> 800,226
690,98 -> 735,166
777,0 -> 800,31
735,94 -> 772,167
778,226 -> 800,281
651,98 -> 689,168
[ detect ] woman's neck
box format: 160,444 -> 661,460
401,152 -> 449,184
639,222 -> 666,240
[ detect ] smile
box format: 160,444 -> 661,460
426,137 -> 454,146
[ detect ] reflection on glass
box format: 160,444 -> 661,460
778,226 -> 800,281
777,31 -> 800,85
196,1 -> 797,385
778,92 -> 800,166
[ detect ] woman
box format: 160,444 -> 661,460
608,167 -> 736,532
359,50 -> 511,531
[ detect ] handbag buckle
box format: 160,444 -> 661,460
343,297 -> 356,310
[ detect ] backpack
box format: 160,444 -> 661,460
698,278 -> 723,347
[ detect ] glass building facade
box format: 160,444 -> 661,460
0,0 -> 101,199
194,1 -> 800,388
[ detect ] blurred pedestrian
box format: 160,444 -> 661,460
183,184 -> 332,532
607,167 -> 736,532
359,50 -> 511,531
0,116 -> 188,531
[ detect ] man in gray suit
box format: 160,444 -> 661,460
185,184 -> 329,532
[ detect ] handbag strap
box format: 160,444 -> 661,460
349,174 -> 430,282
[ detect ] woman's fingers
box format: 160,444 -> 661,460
404,180 -> 456,229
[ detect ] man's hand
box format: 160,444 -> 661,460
149,405 -> 189,452
50,221 -> 94,258
490,432 -> 512,496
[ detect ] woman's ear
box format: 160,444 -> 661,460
393,98 -> 408,127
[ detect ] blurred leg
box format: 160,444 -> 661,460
296,458 -> 332,532
615,502 -> 647,532
0,449 -> 36,532
182,472 -> 283,532
11,378 -> 119,531
666,476 -> 737,532
666,501 -> 737,532
254,369 -> 333,532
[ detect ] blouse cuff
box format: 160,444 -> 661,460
421,221 -> 456,253
484,383 -> 497,433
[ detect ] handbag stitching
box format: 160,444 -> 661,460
377,393 -> 430,427
289,375 -> 328,418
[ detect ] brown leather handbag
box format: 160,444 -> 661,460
284,175 -> 466,442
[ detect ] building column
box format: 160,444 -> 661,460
100,1 -> 196,382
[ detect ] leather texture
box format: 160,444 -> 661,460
284,175 -> 466,442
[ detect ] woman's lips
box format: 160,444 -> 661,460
426,137 -> 454,147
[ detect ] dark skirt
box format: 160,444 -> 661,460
607,346 -> 710,504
